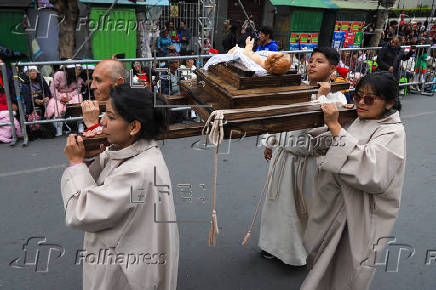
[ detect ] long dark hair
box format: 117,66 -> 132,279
110,84 -> 169,140
65,67 -> 77,87
131,61 -> 143,77
355,72 -> 401,112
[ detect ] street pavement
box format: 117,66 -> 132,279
0,93 -> 436,290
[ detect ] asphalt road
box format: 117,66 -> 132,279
1,93 -> 436,290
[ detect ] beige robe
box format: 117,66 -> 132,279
302,111 -> 406,290
258,129 -> 317,265
61,139 -> 179,290
258,91 -> 347,266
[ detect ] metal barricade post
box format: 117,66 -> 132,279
0,62 -> 18,145
9,45 -> 436,147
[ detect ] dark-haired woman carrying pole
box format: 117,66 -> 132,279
61,85 -> 179,290
301,72 -> 406,290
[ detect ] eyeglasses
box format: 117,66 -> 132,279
352,92 -> 380,106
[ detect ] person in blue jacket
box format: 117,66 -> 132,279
157,30 -> 172,57
255,26 -> 279,52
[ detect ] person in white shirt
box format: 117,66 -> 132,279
179,57 -> 198,119
179,57 -> 197,80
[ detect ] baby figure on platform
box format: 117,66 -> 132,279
204,37 -> 291,76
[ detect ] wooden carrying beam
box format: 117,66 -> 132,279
65,101 -> 107,118
83,135 -> 110,151
83,108 -> 357,150
161,107 -> 356,140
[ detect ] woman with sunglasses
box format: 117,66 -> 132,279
61,85 -> 179,290
301,72 -> 406,290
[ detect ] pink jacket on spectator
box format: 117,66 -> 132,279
45,70 -> 83,118
0,111 -> 23,143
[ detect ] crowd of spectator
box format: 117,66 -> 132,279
2,16 -> 436,144
222,20 -> 280,53
364,19 -> 436,47
0,32 -> 202,143
156,20 -> 193,57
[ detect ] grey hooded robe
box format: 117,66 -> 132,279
301,111 -> 406,290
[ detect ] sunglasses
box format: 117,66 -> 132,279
352,92 -> 380,106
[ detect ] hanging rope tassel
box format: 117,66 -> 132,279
202,111 -> 225,246
209,210 -> 219,246
208,145 -> 220,246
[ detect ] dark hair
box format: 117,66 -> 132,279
260,26 -> 273,39
110,84 -> 169,140
183,57 -> 194,66
65,67 -> 77,87
355,72 -> 401,112
312,47 -> 340,66
131,61 -> 142,73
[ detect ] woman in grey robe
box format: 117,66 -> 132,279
302,72 -> 406,290
61,85 -> 179,290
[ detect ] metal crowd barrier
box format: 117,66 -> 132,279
11,55 -> 214,146
7,46 -> 436,146
0,62 -> 18,146
282,45 -> 436,93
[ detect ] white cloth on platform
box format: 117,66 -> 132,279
204,48 -> 276,76
258,90 -> 347,266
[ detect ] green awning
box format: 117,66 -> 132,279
269,0 -> 338,9
331,0 -> 381,10
0,10 -> 29,59
89,8 -> 137,60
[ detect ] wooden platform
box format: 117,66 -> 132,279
208,62 -> 301,89
194,69 -> 349,109
81,62 -> 355,146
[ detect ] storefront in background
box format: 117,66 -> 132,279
0,9 -> 30,61
268,0 -> 376,51
288,9 -> 323,51
290,32 -> 319,50
332,21 -> 365,48
331,9 -> 368,48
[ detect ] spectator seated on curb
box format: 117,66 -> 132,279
20,66 -> 56,140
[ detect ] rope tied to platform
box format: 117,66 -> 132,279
202,110 -> 226,246
241,148 -> 282,245
202,110 -> 225,146
242,139 -> 310,246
